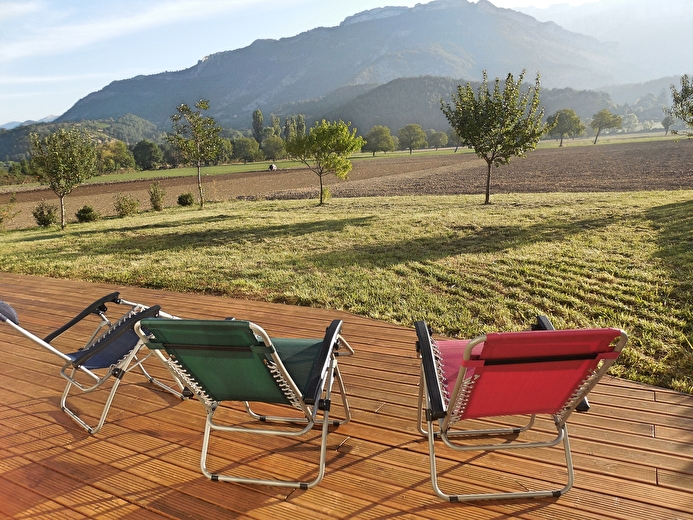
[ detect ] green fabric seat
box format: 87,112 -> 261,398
136,317 -> 353,489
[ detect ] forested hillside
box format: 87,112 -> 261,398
0,114 -> 162,162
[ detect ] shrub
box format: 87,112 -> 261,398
177,192 -> 195,206
75,205 -> 100,223
113,193 -> 139,217
148,181 -> 166,211
32,200 -> 58,227
0,193 -> 19,229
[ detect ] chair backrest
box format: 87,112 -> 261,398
67,305 -> 161,370
449,328 -> 625,419
140,318 -> 294,404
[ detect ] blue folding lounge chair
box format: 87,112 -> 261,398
414,317 -> 627,502
135,317 -> 354,489
0,292 -> 190,434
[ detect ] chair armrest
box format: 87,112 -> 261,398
43,292 -> 121,343
415,321 -> 447,420
303,319 -> 343,405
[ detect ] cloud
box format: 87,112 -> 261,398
0,0 -> 262,62
0,1 -> 41,22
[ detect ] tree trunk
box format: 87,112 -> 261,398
485,161 -> 492,205
593,129 -> 601,145
60,195 -> 66,229
319,174 -> 324,205
197,162 -> 204,209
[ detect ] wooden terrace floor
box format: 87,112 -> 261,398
1,273 -> 692,519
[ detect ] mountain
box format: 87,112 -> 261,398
517,0 -> 693,82
0,116 -> 58,130
57,0 -> 625,128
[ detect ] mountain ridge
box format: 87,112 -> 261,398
57,0 -> 626,128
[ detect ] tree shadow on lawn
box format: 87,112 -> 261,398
305,214 -> 625,268
644,198 -> 693,325
78,214 -> 377,254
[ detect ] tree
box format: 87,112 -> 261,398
363,125 -> 395,156
285,119 -> 365,205
428,130 -> 448,150
442,70 -> 550,204
546,108 -> 585,146
590,109 -> 622,144
167,100 -> 223,208
397,124 -> 427,154
30,128 -> 97,229
133,140 -> 163,170
669,74 -> 693,136
233,137 -> 261,163
252,109 -> 264,145
98,140 -> 135,173
661,114 -> 675,136
261,135 -> 285,161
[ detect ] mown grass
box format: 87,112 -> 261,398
1,190 -> 691,393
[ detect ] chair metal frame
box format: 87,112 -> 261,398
0,292 -> 189,434
135,317 -> 353,489
414,319 -> 627,502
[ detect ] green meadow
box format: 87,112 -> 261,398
1,190 -> 691,393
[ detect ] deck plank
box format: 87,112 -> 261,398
1,273 -> 693,519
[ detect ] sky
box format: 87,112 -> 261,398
0,0 -> 600,125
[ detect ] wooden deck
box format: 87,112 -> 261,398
1,272 -> 692,519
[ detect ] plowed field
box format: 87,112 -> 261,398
2,138 -> 692,230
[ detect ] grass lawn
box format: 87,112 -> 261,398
1,190 -> 691,393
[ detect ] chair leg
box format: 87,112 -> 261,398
142,350 -> 193,399
427,421 -> 575,502
60,369 -> 124,435
200,357 -> 338,488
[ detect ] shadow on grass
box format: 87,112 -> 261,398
645,198 -> 693,333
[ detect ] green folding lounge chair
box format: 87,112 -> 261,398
0,292 -> 190,434
135,317 -> 354,489
414,316 -> 627,502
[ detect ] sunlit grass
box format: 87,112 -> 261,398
1,190 -> 691,393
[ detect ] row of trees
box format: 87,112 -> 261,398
21,73 -> 693,228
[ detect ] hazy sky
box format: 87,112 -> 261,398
0,0 -> 599,125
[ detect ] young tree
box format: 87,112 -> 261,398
669,74 -> 693,136
397,124 -> 427,154
30,128 -> 97,229
285,119 -> 365,205
167,100 -> 223,208
252,109 -> 264,145
546,108 -> 585,146
442,70 -> 550,204
363,125 -> 395,156
590,109 -> 622,144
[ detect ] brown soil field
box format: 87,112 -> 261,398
2,138 -> 692,230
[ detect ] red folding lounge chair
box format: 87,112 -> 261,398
414,317 -> 627,502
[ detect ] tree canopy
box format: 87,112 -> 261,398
546,108 -> 585,146
669,74 -> 693,136
285,119 -> 365,205
441,70 -> 549,204
167,100 -> 223,208
397,124 -> 427,154
30,127 -> 97,228
590,109 -> 622,144
363,125 -> 395,156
